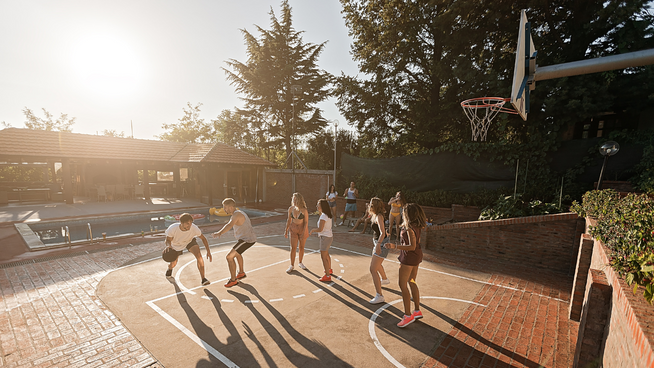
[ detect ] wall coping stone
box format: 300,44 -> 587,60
428,212 -> 580,230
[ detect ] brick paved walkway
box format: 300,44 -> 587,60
423,274 -> 577,368
0,243 -> 164,368
0,220 -> 578,367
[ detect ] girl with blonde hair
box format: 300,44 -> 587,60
284,192 -> 309,273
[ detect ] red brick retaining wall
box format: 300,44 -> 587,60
589,237 -> 654,367
426,213 -> 584,274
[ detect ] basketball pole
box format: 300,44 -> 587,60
534,48 -> 654,82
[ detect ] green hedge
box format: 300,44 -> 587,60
571,189 -> 654,304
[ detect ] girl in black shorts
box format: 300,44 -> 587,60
385,203 -> 427,328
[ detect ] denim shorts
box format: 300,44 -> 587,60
372,238 -> 389,258
345,203 -> 357,212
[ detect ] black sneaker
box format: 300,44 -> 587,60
165,269 -> 173,277
201,278 -> 210,286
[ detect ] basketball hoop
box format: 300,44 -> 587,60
460,97 -> 517,141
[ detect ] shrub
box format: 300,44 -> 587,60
571,189 -> 654,304
479,194 -> 564,220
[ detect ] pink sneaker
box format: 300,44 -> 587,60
411,310 -> 423,320
397,314 -> 415,328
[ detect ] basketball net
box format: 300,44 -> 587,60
460,97 -> 516,141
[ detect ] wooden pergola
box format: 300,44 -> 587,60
0,128 -> 273,205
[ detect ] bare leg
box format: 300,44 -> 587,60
225,249 -> 238,280
298,236 -> 306,263
370,255 -> 385,295
349,218 -> 363,232
188,244 -> 205,279
398,264 -> 418,315
409,266 -> 420,312
378,262 -> 388,281
235,253 -> 244,274
320,251 -> 331,274
289,234 -> 298,266
168,258 -> 178,270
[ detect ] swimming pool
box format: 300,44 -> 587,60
21,207 -> 280,249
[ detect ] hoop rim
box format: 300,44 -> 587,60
460,97 -> 518,114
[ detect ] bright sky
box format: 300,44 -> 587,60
0,0 -> 359,139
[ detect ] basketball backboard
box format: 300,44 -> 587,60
510,10 -> 537,121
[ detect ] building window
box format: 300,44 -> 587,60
157,171 -> 174,181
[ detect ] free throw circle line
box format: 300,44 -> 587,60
368,296 -> 486,368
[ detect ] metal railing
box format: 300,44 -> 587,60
64,226 -> 71,248
87,223 -> 93,244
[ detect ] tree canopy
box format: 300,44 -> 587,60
22,107 -> 76,132
223,0 -> 332,166
337,0 -> 654,157
157,102 -> 212,143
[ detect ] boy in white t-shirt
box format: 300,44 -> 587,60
164,213 -> 212,285
309,199 -> 334,282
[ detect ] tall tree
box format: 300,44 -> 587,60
22,107 -> 75,132
212,109 -> 261,154
157,102 -> 212,143
337,0 -> 654,156
223,0 -> 332,167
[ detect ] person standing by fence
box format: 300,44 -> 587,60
326,184 -> 338,226
340,181 -> 358,226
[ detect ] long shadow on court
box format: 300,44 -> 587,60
171,282 -> 259,368
298,270 -> 439,347
229,284 -> 353,367
382,287 -> 543,367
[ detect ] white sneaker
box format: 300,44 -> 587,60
298,262 -> 307,270
381,279 -> 390,285
369,294 -> 385,304
338,221 -> 344,226
286,265 -> 294,273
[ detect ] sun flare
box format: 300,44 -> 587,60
71,32 -> 144,98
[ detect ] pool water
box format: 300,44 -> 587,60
28,207 -> 277,245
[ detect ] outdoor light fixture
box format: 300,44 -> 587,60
597,140 -> 620,190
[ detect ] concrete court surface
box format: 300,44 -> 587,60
97,232 -> 490,368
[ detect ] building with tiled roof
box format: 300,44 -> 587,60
0,128 -> 274,205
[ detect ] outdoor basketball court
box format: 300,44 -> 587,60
97,233 -> 491,367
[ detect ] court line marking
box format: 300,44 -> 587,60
175,235 -> 286,295
330,245 -> 567,302
144,240 -> 564,367
369,296 -> 486,368
146,300 -> 239,368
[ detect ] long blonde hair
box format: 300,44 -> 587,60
291,192 -> 307,210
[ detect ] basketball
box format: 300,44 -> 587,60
162,247 -> 179,263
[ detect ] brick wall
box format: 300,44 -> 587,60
425,213 -> 583,274
587,230 -> 654,367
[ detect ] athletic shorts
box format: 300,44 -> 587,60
372,238 -> 389,258
175,238 -> 199,256
289,221 -> 308,240
319,236 -> 333,252
345,203 -> 357,212
232,239 -> 255,255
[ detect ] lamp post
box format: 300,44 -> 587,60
333,120 -> 338,188
291,85 -> 302,193
597,140 -> 620,190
